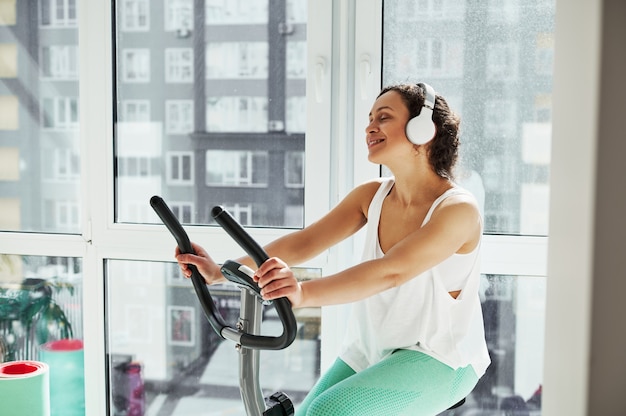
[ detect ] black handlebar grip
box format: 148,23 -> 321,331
211,206 -> 297,350
151,196 -> 297,350
150,196 -> 229,337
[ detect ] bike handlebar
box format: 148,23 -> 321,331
150,196 -> 297,350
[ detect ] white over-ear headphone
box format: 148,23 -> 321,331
405,83 -> 437,145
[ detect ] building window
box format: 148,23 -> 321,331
169,201 -> 194,223
205,0 -> 269,25
118,156 -> 152,177
286,96 -> 306,133
222,203 -> 252,225
286,41 -> 306,79
206,150 -> 268,187
165,100 -> 193,134
488,0 -> 520,24
165,0 -> 192,32
285,151 -> 304,188
40,0 -> 77,27
484,100 -> 517,138
122,49 -> 150,83
121,0 -> 149,31
121,100 -> 150,122
486,43 -> 519,81
42,97 -> 79,130
165,48 -> 193,83
535,33 -> 554,76
166,152 -> 193,185
42,148 -> 80,181
45,199 -> 80,231
206,96 -> 268,132
40,45 -> 78,79
206,42 -> 268,79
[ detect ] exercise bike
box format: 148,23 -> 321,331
151,196 -> 298,416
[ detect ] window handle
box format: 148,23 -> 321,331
315,57 -> 326,103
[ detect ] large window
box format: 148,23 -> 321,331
382,0 -> 554,413
115,0 -> 307,228
0,1 -> 560,415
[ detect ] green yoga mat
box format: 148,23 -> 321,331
0,360 -> 50,416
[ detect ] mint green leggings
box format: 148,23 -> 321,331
296,350 -> 478,416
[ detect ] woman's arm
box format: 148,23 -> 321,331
256,194 -> 482,308
177,179 -> 382,284
241,179 -> 380,266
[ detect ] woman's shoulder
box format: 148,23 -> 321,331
355,176 -> 394,192
352,177 -> 393,200
344,177 -> 394,217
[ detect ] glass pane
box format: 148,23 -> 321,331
0,254 -> 85,413
438,274 -> 546,416
114,0 -> 307,228
382,0 -> 555,236
105,259 -> 321,415
0,1 -> 81,233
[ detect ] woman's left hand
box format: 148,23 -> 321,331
253,257 -> 303,307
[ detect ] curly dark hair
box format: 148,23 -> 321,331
377,83 -> 460,180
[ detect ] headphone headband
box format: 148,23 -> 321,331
418,83 -> 436,112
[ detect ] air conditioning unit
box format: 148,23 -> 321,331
268,120 -> 285,132
175,27 -> 191,38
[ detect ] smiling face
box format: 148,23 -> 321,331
365,90 -> 412,164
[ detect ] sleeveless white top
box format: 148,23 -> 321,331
339,178 -> 491,376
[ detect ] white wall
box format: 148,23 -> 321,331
545,1 -> 626,414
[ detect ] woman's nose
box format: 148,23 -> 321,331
366,120 -> 378,133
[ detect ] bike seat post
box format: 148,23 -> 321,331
238,288 -> 266,416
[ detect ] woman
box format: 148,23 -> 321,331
176,83 -> 490,415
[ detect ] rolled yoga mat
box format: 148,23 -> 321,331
0,360 -> 51,416
39,339 -> 85,416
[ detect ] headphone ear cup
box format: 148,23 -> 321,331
406,108 -> 436,145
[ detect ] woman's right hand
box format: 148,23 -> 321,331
175,242 -> 225,285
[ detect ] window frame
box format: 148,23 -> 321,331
0,0 -> 559,414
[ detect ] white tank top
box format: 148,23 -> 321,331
339,177 -> 491,376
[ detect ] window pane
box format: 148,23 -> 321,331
115,0 -> 307,228
105,259 -> 320,415
438,274 -> 545,415
382,0 -> 555,236
0,254 -> 84,411
0,2 -> 81,233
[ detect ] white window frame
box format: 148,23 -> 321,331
8,0 -> 602,414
